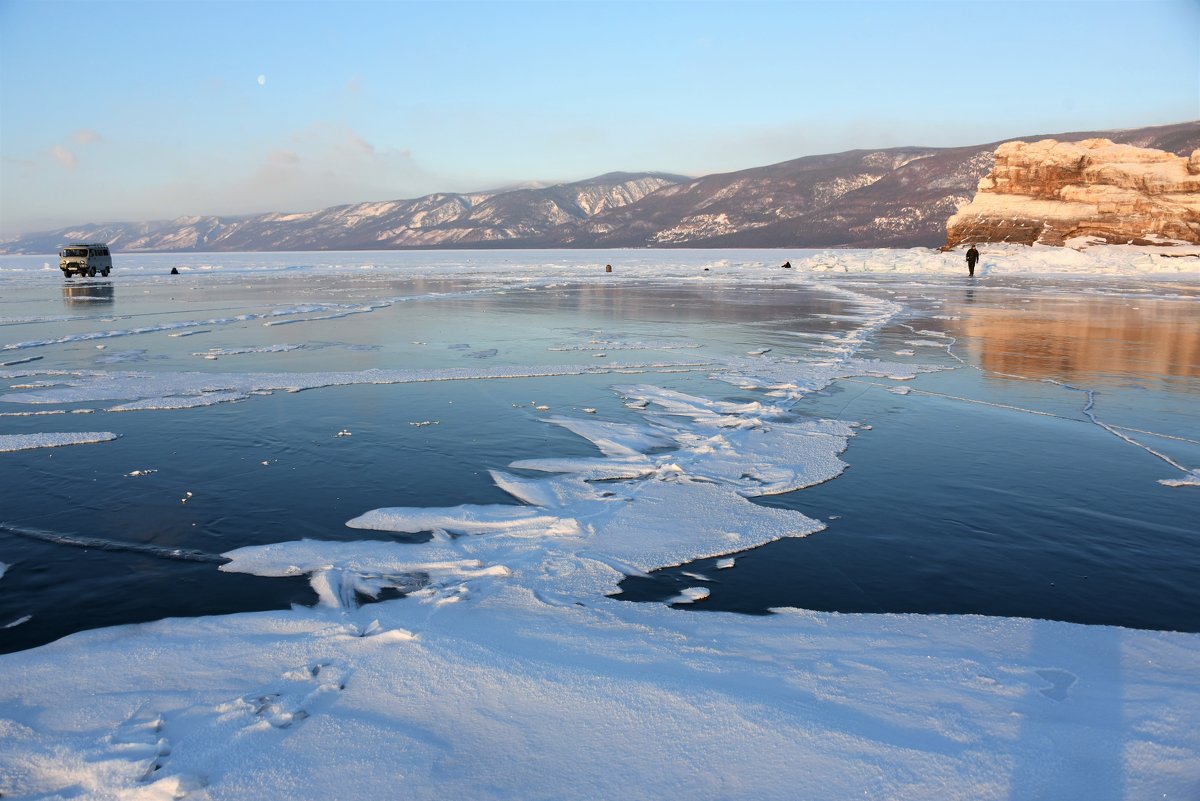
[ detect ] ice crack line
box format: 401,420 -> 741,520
0,523 -> 227,563
894,321 -> 1197,484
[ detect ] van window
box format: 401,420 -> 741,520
62,248 -> 87,257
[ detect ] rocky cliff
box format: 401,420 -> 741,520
946,138 -> 1200,248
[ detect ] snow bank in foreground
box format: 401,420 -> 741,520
1,582 -> 1196,800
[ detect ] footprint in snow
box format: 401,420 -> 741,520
115,660 -> 352,793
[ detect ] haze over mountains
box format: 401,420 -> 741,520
3,121 -> 1196,255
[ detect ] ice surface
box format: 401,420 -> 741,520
0,249 -> 1197,800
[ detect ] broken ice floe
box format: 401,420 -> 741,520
668,587 -> 711,605
0,432 -> 118,452
0,409 -> 67,417
192,345 -> 305,357
308,382 -> 851,599
1158,470 -> 1200,488
221,539 -> 511,609
0,362 -> 709,412
549,339 -> 703,352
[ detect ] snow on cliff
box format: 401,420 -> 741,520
947,138 -> 1200,248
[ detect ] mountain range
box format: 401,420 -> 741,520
3,121 -> 1196,254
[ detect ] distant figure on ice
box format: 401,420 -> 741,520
170,267 -> 180,275
965,245 -> 979,277
781,260 -> 792,269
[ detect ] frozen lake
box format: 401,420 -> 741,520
1,249 -> 1198,651
1,248 -> 1198,800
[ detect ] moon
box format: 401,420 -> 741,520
257,74 -> 266,86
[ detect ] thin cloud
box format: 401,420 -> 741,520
73,129 -> 102,145
345,131 -> 375,158
50,145 -> 78,170
124,126 -> 442,220
267,149 -> 301,166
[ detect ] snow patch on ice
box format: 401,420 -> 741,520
0,431 -> 117,452
192,344 -> 305,357
1159,470 -> 1200,488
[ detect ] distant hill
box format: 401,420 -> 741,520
2,121 -> 1195,254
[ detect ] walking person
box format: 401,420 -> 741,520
966,245 -> 980,277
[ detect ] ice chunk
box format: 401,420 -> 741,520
667,587 -> 710,604
222,538 -> 511,609
347,505 -> 584,539
1159,470 -> 1200,488
541,415 -> 675,457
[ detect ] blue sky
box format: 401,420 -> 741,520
1,0 -> 1197,236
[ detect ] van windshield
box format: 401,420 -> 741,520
61,249 -> 88,258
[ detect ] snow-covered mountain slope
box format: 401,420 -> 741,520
2,122 -> 1195,253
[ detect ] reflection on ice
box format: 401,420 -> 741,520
951,295 -> 1200,382
61,281 -> 115,306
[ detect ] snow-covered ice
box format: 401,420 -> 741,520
0,431 -> 118,452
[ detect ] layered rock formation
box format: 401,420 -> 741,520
946,138 -> 1200,248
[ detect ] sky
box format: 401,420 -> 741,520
1,0 -> 1197,238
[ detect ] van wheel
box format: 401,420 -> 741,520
101,268 -> 110,276
88,266 -> 97,277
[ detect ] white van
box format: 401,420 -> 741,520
59,243 -> 113,277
